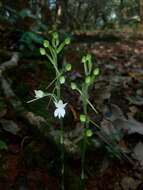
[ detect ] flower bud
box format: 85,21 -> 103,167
53,32 -> 59,39
64,38 -> 71,45
86,54 -> 92,61
81,56 -> 86,63
71,82 -> 77,90
43,40 -> 49,48
86,129 -> 93,137
59,76 -> 65,84
85,76 -> 91,84
65,64 -> 72,71
52,32 -> 59,47
93,68 -> 100,76
80,114 -> 86,122
40,48 -> 46,55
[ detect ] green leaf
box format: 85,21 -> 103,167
20,32 -> 44,50
0,140 -> 7,150
19,9 -> 35,19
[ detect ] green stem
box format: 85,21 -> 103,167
60,118 -> 65,190
54,51 -> 60,100
76,88 -> 98,114
58,82 -> 65,190
80,84 -> 88,190
46,72 -> 63,90
54,51 -> 64,190
84,62 -> 88,75
52,50 -> 60,76
80,123 -> 88,190
56,79 -> 61,100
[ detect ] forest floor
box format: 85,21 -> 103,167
0,31 -> 143,190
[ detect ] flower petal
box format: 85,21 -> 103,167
54,100 -> 67,119
60,109 -> 65,118
63,103 -> 67,108
58,113 -> 61,119
54,109 -> 59,117
59,100 -> 63,105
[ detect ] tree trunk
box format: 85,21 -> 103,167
120,0 -> 124,24
139,0 -> 143,23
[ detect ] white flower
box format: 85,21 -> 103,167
54,100 -> 67,119
34,90 -> 45,99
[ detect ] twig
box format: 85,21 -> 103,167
0,52 -> 19,72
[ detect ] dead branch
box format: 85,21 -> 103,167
0,53 -> 79,157
0,52 -> 19,72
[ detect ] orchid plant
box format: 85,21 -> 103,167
32,51 -> 100,190
71,54 -> 100,190
39,32 -> 71,190
28,32 -> 71,190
